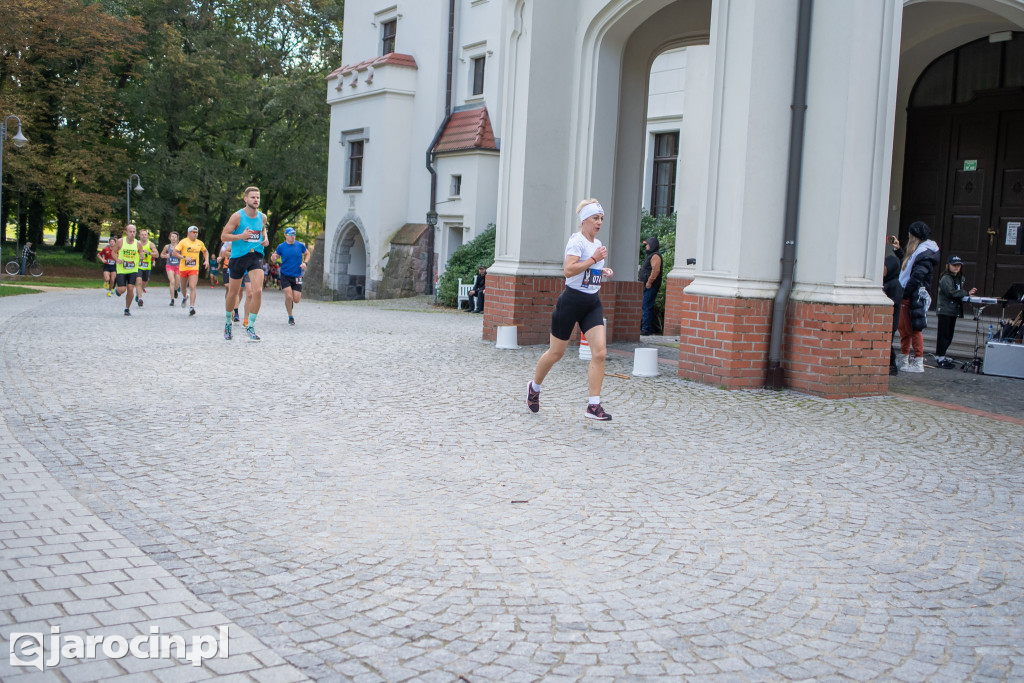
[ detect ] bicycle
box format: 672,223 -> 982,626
4,257 -> 43,277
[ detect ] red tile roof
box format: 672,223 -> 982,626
326,53 -> 418,81
433,106 -> 498,153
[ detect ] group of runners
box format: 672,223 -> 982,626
99,186 -> 309,341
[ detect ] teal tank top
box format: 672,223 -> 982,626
230,209 -> 265,258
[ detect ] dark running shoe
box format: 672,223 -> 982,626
938,358 -> 957,369
189,308 -> 196,317
181,298 -> 187,308
526,383 -> 540,413
224,325 -> 232,340
137,299 -> 144,308
288,317 -> 295,326
233,311 -> 240,322
585,403 -> 612,421
123,308 -> 131,317
246,326 -> 261,342
169,299 -> 175,307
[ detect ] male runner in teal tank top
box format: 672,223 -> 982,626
221,186 -> 269,341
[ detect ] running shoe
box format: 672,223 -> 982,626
137,299 -> 144,308
233,311 -> 240,323
224,325 -> 232,340
245,326 -> 261,342
189,308 -> 196,317
123,309 -> 131,317
169,299 -> 175,306
526,382 -> 540,413
106,290 -> 112,297
288,317 -> 295,326
181,298 -> 187,308
585,403 -> 612,421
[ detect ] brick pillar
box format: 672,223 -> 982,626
483,276 -> 642,345
677,296 -> 891,398
663,276 -> 693,337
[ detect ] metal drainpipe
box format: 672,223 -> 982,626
425,0 -> 456,295
766,0 -> 813,390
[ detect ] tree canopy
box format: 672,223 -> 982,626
0,0 -> 344,255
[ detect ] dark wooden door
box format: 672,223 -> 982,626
991,110 -> 1024,298
943,112 -> 997,294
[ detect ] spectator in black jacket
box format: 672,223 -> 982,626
896,221 -> 940,373
468,265 -> 486,313
882,237 -> 903,376
934,255 -> 975,368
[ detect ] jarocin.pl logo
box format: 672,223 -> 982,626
9,625 -> 230,671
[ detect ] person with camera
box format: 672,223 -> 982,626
934,255 -> 976,369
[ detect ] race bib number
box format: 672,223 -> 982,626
106,259 -> 116,265
247,231 -> 262,243
185,258 -> 197,267
122,260 -> 135,269
295,276 -> 302,285
581,268 -> 603,288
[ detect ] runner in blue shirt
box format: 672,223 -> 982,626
272,227 -> 309,326
220,186 -> 269,341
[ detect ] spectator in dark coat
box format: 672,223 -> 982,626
882,238 -> 903,376
468,265 -> 486,313
934,255 -> 976,368
896,221 -> 940,373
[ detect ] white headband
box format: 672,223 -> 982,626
578,203 -> 604,224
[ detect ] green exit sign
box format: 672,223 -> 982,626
963,160 -> 978,171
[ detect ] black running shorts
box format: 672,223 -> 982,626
551,287 -> 604,341
115,272 -> 139,287
279,274 -> 303,292
138,268 -> 151,283
103,264 -> 116,273
229,251 -> 264,280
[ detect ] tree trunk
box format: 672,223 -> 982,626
28,196 -> 45,246
79,222 -> 100,260
17,198 -> 27,245
56,207 -> 70,247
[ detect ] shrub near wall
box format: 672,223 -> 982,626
437,225 -> 496,307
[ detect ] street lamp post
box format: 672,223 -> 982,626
1,115 -> 29,283
126,174 -> 143,226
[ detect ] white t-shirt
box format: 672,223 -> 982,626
564,232 -> 605,294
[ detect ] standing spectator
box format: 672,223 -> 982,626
638,236 -> 662,335
897,221 -> 940,373
882,236 -> 903,376
468,264 -> 486,313
934,255 -> 976,369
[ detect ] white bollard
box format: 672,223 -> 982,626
633,347 -> 659,376
496,325 -> 520,349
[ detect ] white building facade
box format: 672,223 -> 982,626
325,0 -> 1024,398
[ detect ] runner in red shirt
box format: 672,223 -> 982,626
98,241 -> 117,296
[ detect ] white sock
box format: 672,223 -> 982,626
589,396 -> 600,405
530,381 -> 541,392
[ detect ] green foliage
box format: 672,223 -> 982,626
638,209 -> 677,332
437,226 -> 496,308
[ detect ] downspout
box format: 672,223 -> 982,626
425,0 -> 456,295
766,0 -> 813,389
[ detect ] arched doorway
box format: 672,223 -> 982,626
332,222 -> 368,300
900,32 -> 1024,297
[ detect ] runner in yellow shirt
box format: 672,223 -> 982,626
172,225 -> 209,316
112,224 -> 142,317
134,228 -> 159,308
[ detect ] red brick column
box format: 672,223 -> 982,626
663,276 -> 693,337
483,275 -> 642,345
677,295 -> 892,398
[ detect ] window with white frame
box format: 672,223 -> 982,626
381,19 -> 397,55
342,128 -> 369,189
651,132 -> 678,217
471,56 -> 486,96
450,175 -> 462,197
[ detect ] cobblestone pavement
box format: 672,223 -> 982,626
2,289 -> 1023,681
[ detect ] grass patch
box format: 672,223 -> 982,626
0,285 -> 43,297
1,276 -> 105,289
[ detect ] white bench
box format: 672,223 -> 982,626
457,278 -> 473,310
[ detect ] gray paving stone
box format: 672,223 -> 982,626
1,291 -> 1022,682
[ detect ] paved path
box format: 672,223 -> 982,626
2,289 -> 1023,681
